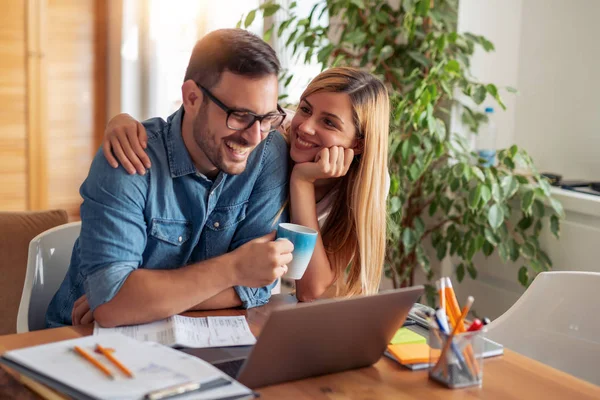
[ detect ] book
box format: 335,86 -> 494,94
0,333 -> 254,400
94,315 -> 257,348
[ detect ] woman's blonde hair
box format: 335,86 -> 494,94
297,67 -> 390,296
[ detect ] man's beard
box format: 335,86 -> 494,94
192,110 -> 249,176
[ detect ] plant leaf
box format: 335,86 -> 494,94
550,214 -> 560,238
469,185 -> 482,209
408,51 -> 430,67
550,198 -> 565,217
245,10 -> 256,28
483,241 -> 495,257
488,204 -> 504,230
533,199 -> 545,218
472,166 -> 485,182
467,262 -> 478,279
521,190 -> 534,213
263,25 -> 274,42
390,196 -> 402,214
456,263 -> 465,283
380,45 -> 394,61
521,242 -> 536,258
509,239 -> 520,262
480,185 -> 492,205
473,85 -> 487,105
263,4 -> 281,17
518,266 -> 529,286
402,228 -> 417,251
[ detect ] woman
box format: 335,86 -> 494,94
103,67 -> 389,300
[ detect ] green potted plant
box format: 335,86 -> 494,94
241,0 -> 563,303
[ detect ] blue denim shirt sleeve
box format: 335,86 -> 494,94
232,131 -> 290,308
78,148 -> 149,311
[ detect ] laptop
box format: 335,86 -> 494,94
182,286 -> 424,389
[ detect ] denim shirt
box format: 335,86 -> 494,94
46,107 -> 289,327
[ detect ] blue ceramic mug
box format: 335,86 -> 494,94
276,223 -> 318,279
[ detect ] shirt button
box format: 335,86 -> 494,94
178,236 -> 183,242
213,222 -> 220,228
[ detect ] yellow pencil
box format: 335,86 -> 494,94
96,344 -> 134,378
73,346 -> 114,379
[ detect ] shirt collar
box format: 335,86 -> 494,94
165,106 -> 197,178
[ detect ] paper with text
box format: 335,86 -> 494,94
94,315 -> 256,348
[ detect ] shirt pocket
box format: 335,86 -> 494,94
206,201 -> 248,232
146,218 -> 192,268
149,218 -> 192,245
204,202 -> 248,258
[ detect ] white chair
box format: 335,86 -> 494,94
486,271 -> 600,385
16,222 -> 81,333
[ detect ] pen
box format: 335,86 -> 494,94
73,346 -> 114,379
96,344 -> 134,378
144,377 -> 232,400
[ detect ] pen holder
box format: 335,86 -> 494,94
428,327 -> 485,389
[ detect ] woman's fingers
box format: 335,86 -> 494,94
119,133 -> 147,175
126,126 -> 151,170
103,138 -> 119,169
110,137 -> 137,175
342,148 -> 354,174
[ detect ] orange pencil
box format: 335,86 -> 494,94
444,277 -> 464,332
96,344 -> 134,378
74,346 -> 114,379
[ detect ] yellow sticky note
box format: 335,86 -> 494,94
390,328 -> 426,345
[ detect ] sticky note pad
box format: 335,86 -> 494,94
387,343 -> 440,365
390,328 -> 426,345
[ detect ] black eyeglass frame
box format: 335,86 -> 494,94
199,85 -> 286,133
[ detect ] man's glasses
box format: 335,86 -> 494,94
199,85 -> 286,133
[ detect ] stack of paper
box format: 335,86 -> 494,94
0,333 -> 254,400
94,315 -> 257,348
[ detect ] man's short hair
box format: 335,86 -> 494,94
184,29 -> 280,89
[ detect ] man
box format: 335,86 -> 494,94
46,29 -> 292,328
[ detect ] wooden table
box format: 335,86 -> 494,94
1,294 -> 598,400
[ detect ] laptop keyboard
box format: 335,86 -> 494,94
213,358 -> 245,378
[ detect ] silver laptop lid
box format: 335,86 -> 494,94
238,286 -> 424,388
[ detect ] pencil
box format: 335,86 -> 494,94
96,344 -> 134,378
73,346 -> 114,379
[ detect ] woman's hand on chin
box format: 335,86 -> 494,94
291,146 -> 354,183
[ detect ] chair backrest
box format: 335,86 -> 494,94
486,271 -> 600,385
0,210 -> 68,335
16,221 -> 81,333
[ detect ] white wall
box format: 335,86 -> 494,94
455,0 -> 524,149
513,0 -> 600,181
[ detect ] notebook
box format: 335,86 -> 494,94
94,315 -> 256,348
0,333 -> 254,400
